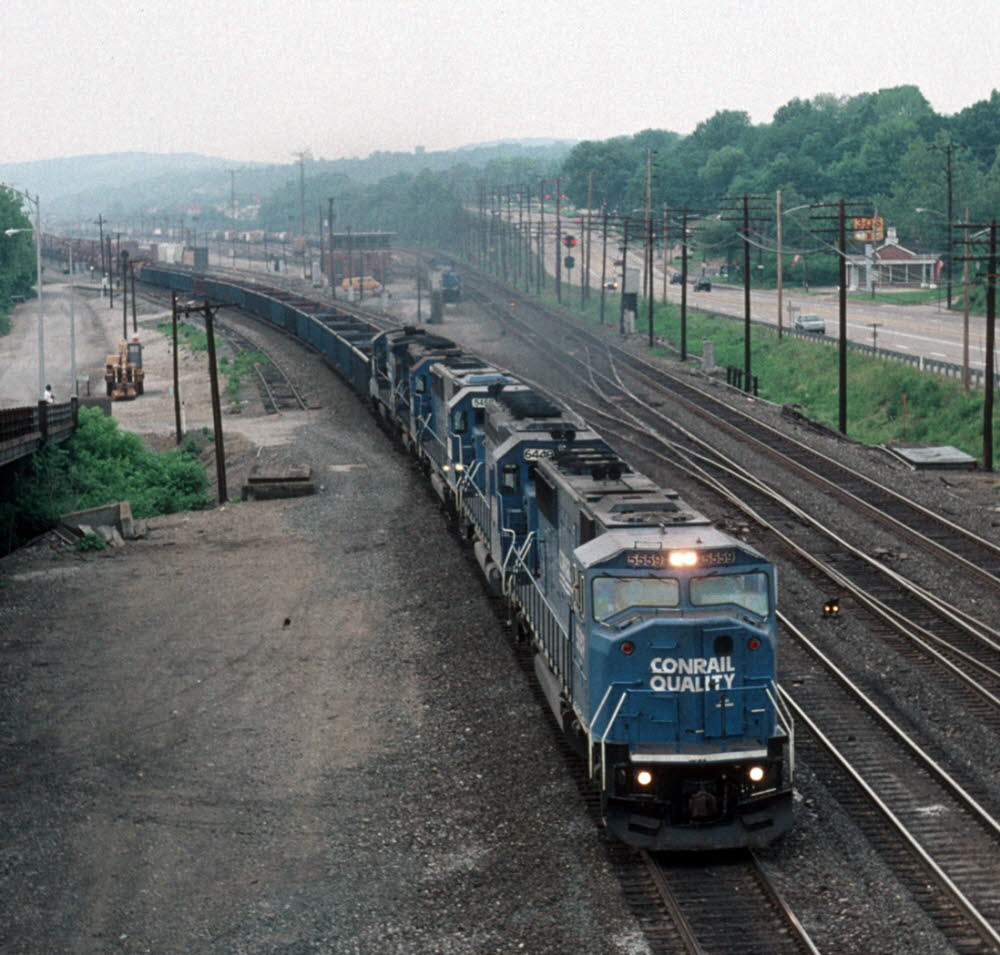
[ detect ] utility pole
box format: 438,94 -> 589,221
986,220 -> 996,471
69,243 -> 77,396
293,150 -> 309,279
599,206 -> 608,325
538,180 -> 546,294
96,214 -> 106,292
744,197 -> 751,388
838,199 -> 848,433
643,149 -> 652,301
646,212 -> 655,347
230,170 -> 237,268
931,141 -> 957,310
776,189 -> 784,341
554,178 -> 563,303
171,292 -> 182,444
518,186 -> 527,292
107,236 -> 114,309
963,207 -> 970,392
720,195 -> 769,392
959,220 -> 997,469
317,204 -> 325,290
328,197 -> 335,299
121,250 -> 130,340
680,207 -> 690,361
501,186 -> 509,282
661,202 -> 668,303
582,171 -> 593,308
619,216 -> 630,336
130,259 -> 137,334
204,301 -> 228,502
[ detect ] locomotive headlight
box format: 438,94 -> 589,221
636,769 -> 653,787
454,463 -> 465,472
748,765 -> 766,783
668,550 -> 697,568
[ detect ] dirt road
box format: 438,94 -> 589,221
0,271 -> 119,408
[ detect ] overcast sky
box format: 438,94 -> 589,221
2,0 -> 996,166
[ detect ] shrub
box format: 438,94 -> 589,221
0,407 -> 209,554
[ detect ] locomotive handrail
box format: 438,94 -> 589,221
766,683 -> 795,781
599,691 -> 630,790
588,685 -> 617,780
499,529 -> 535,597
455,458 -> 481,513
415,412 -> 445,458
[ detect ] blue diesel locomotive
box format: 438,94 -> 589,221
140,267 -> 794,850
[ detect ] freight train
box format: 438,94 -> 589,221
140,266 -> 794,850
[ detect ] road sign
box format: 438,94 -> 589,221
564,255 -> 575,269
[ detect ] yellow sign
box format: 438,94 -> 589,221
852,216 -> 885,242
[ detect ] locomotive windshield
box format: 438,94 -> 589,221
690,571 -> 770,617
593,577 -> 680,622
591,570 -> 771,622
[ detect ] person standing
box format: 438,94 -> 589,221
44,384 -> 54,404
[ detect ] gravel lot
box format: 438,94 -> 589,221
2,265 -> 997,953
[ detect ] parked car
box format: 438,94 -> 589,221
693,277 -> 712,291
670,272 -> 684,284
794,313 -> 826,334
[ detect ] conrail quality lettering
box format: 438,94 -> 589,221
649,656 -> 735,692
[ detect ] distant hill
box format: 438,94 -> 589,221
0,152 -> 240,204
2,140 -> 576,226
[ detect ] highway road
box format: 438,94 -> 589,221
554,234 -> 990,380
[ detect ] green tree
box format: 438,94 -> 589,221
0,188 -> 36,333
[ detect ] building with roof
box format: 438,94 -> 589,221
847,226 -> 943,290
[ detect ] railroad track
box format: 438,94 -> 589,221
459,272 -> 1000,948
464,280 -> 1000,711
781,615 -> 1000,951
648,851 -> 818,955
464,277 -> 1000,593
212,322 -> 310,414
134,277 -> 355,414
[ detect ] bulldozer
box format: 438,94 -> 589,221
105,338 -> 144,400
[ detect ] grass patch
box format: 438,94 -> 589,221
157,319 -> 269,408
847,288 -> 945,307
535,282 -> 997,460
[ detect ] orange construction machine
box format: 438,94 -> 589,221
105,338 -> 144,400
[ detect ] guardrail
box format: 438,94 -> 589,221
0,399 -> 79,467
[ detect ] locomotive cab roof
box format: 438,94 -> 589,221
483,387 -> 598,444
535,449 -> 711,532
